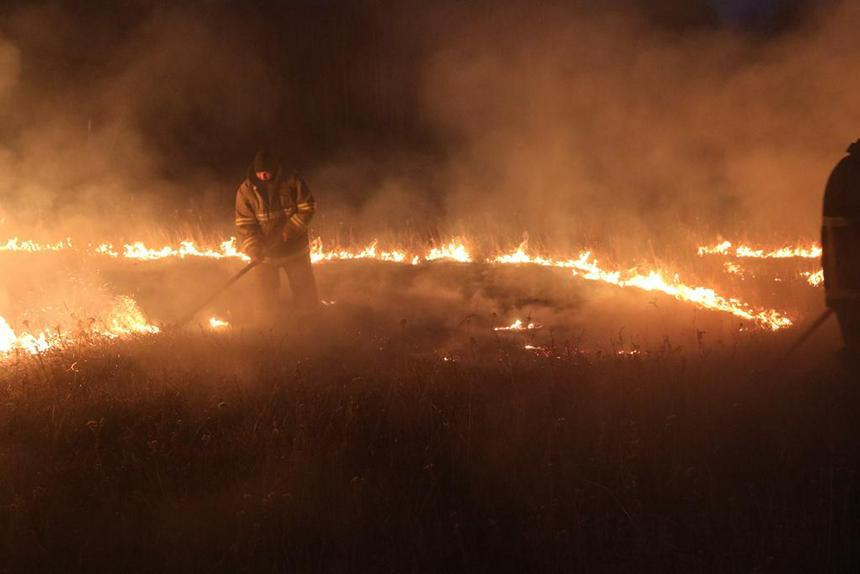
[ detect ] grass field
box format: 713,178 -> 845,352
1,258 -> 857,572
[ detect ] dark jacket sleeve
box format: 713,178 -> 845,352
287,175 -> 316,232
235,184 -> 264,257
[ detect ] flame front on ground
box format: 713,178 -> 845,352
1,237 -> 72,253
425,240 -> 472,263
495,319 -> 542,331
1,297 -> 159,357
0,317 -> 51,354
120,239 -> 249,262
309,239 -> 411,264
698,240 -> 822,259
3,235 -> 800,333
492,242 -> 794,331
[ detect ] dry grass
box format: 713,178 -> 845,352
0,261 -> 857,572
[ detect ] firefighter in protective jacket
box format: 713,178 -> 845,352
822,138 -> 860,352
235,149 -> 319,308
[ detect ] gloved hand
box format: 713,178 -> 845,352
246,241 -> 266,262
282,224 -> 303,242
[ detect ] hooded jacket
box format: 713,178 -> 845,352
822,140 -> 860,303
235,165 -> 316,260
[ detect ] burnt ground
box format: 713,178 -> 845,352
0,258 -> 857,572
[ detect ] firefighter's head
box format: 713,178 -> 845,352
253,149 -> 278,181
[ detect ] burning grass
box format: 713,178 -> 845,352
697,239 -> 823,259
0,296 -> 159,356
1,232 -> 813,357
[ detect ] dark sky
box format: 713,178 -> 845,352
708,0 -> 786,20
706,0 -> 818,27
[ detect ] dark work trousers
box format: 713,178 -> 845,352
254,252 -> 319,311
832,300 -> 860,353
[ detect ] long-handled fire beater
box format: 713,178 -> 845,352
174,259 -> 260,327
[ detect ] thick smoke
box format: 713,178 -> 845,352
0,2 -> 278,243
0,1 -> 855,248
304,0 -> 857,256
0,0 -> 856,331
412,1 -> 854,253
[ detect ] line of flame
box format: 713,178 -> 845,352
1,237 -> 72,252
698,240 -> 822,259
2,236 -> 796,331
721,261 -> 824,287
492,245 -> 793,331
494,319 -> 542,331
2,235 -> 824,261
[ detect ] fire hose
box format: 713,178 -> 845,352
173,259 -> 260,327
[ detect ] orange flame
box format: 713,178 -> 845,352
1,296 -> 158,357
492,242 -> 793,331
803,269 -> 824,287
494,319 -> 542,331
309,238 -> 413,264
425,240 -> 472,263
698,240 -> 822,259
0,237 -> 72,252
208,317 -> 230,329
2,235 -> 801,332
120,238 -> 249,261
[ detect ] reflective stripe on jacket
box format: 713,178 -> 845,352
235,169 -> 316,258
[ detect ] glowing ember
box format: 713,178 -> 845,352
803,269 -> 824,287
698,240 -> 822,259
209,317 -> 230,329
494,319 -> 542,331
723,261 -> 744,276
